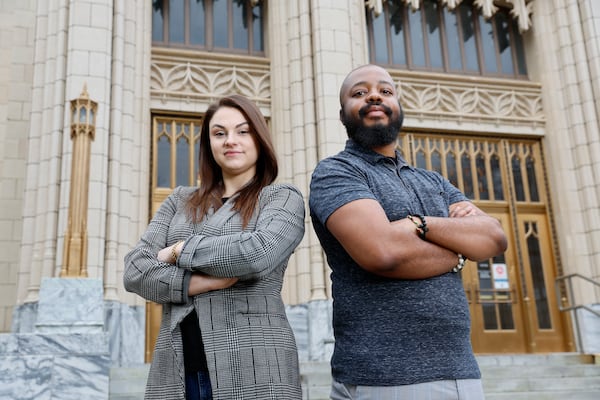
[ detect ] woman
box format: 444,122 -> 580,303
124,94 -> 305,400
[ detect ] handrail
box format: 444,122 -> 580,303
555,273 -> 600,352
555,273 -> 600,316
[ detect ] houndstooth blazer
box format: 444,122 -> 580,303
123,183 -> 305,400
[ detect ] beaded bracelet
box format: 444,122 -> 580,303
407,214 -> 429,240
451,253 -> 466,273
407,215 -> 420,228
415,215 -> 428,240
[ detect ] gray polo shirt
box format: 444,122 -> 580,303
309,139 -> 480,386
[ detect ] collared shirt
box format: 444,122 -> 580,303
310,139 -> 465,223
309,139 -> 479,386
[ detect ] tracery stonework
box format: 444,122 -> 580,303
150,48 -> 271,114
392,71 -> 545,134
150,49 -> 545,135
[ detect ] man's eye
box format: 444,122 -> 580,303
352,90 -> 366,97
382,89 -> 393,95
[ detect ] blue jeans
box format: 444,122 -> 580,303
185,370 -> 213,400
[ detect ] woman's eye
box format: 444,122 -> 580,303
212,130 -> 225,137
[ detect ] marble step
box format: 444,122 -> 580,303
109,354 -> 600,400
109,364 -> 149,400
479,353 -> 600,399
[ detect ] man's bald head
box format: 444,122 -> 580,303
339,64 -> 395,106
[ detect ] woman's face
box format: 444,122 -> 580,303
208,106 -> 259,181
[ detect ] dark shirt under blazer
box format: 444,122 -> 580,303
124,183 -> 305,399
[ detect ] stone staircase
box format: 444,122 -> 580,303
479,353 -> 600,400
109,353 -> 600,399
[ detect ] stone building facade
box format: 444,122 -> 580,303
1,0 -> 600,397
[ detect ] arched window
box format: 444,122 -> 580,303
152,0 -> 264,55
367,0 -> 527,78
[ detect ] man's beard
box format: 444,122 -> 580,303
341,103 -> 404,149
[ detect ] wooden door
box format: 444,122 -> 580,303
463,213 -> 528,353
514,213 -> 569,352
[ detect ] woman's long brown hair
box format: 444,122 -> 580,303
186,94 -> 278,227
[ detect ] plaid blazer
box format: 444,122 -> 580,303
124,183 -> 305,399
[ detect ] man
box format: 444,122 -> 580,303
309,64 -> 508,399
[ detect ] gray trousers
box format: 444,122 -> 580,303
331,379 -> 485,400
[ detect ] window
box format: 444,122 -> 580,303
152,115 -> 203,191
403,134 -> 544,205
367,0 -> 527,78
152,0 -> 264,55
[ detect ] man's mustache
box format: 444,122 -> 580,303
358,103 -> 393,118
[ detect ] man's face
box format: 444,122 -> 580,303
339,65 -> 403,149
